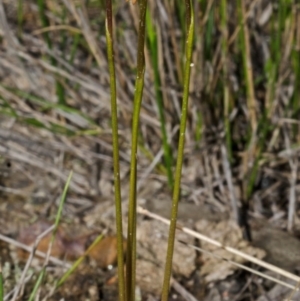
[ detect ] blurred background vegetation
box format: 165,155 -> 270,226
0,0 -> 299,258
0,0 -> 300,300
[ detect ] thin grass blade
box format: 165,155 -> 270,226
26,171 -> 73,301
56,233 -> 104,288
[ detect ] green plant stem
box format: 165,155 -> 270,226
146,11 -> 173,189
126,0 -> 148,300
105,1 -> 126,301
161,0 -> 194,300
27,269 -> 45,301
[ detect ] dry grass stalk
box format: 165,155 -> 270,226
137,206 -> 300,284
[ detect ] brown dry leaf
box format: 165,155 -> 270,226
17,221 -> 128,269
17,220 -> 67,261
87,235 -> 127,269
17,221 -> 88,261
195,219 -> 266,282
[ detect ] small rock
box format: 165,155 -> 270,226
136,259 -> 164,295
136,219 -> 196,292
